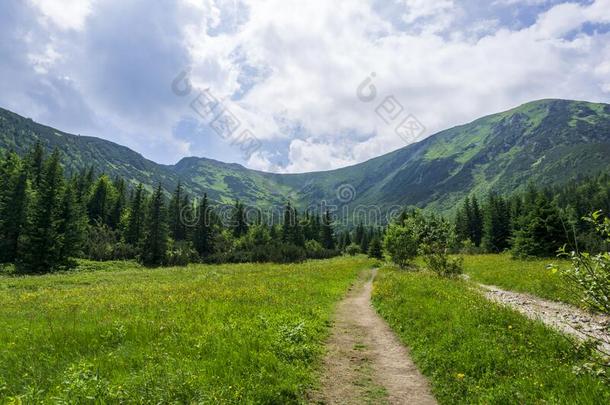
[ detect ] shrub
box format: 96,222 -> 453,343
166,240 -> 199,266
383,222 -> 418,268
557,211 -> 610,314
421,244 -> 464,277
345,243 -> 361,256
367,236 -> 383,259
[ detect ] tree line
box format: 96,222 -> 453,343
0,145 -> 340,274
454,173 -> 610,257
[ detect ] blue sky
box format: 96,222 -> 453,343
1,0 -> 609,172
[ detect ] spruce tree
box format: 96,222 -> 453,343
367,235 -> 383,259
193,194 -> 215,258
169,181 -> 187,241
87,175 -> 115,226
482,193 -> 512,253
321,209 -> 335,249
0,163 -> 28,263
27,141 -> 45,190
354,221 -> 365,246
57,181 -> 87,266
142,185 -> 168,266
19,150 -> 65,273
231,200 -> 249,238
512,193 -> 568,257
125,184 -> 145,247
109,177 -> 126,229
470,196 -> 483,246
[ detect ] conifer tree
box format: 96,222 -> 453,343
142,185 -> 168,266
482,193 -> 511,252
109,177 -> 126,229
57,181 -> 87,265
0,163 -> 28,263
87,175 -> 115,226
169,181 -> 187,241
193,194 -> 215,258
231,200 -> 249,238
360,227 -> 371,253
125,184 -> 146,247
367,235 -> 383,259
470,196 -> 483,246
27,141 -> 45,189
512,193 -> 568,257
354,221 -> 365,246
19,150 -> 65,273
321,209 -> 335,249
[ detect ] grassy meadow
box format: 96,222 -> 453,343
372,266 -> 610,404
0,256 -> 373,403
461,254 -> 579,306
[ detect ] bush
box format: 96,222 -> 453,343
384,210 -> 462,276
383,222 -> 418,268
367,236 -> 383,259
557,211 -> 610,314
166,240 -> 199,266
345,243 -> 361,256
421,244 -> 463,277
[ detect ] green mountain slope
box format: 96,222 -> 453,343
1,99 -> 609,220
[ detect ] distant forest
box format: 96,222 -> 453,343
1,143 -> 609,274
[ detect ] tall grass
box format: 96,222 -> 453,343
461,254 -> 579,306
0,257 -> 373,403
372,267 -> 610,404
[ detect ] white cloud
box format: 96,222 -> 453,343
3,0 -> 610,172
29,0 -> 94,31
176,0 -> 610,172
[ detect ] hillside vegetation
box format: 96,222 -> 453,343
2,99 -> 610,217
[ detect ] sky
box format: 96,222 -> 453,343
1,0 -> 609,173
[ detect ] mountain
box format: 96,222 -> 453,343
1,99 -> 610,221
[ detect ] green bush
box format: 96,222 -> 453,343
345,243 -> 361,256
383,222 -> 418,268
367,236 -> 383,259
557,211 -> 610,314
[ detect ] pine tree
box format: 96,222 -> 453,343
354,221 -> 365,246
282,201 -> 295,243
512,193 -> 568,257
109,177 -> 126,229
142,185 -> 168,266
27,141 -> 45,189
367,235 -> 383,259
0,163 -> 29,263
360,227 -> 371,253
87,175 -> 115,226
455,196 -> 471,242
169,181 -> 187,241
193,194 -> 215,258
231,200 -> 249,238
18,150 -> 65,273
57,181 -> 87,266
482,193 -> 512,253
470,196 -> 483,246
321,209 -> 335,249
125,183 -> 146,247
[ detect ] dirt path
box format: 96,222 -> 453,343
480,283 -> 610,354
312,269 -> 436,405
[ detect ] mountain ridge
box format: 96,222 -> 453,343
2,99 -> 609,220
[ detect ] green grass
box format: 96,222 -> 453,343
372,267 -> 610,404
461,254 -> 580,306
0,256 -> 373,403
